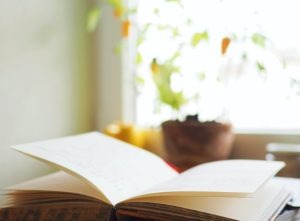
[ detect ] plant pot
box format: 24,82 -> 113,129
161,119 -> 234,172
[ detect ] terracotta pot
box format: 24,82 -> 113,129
161,120 -> 235,171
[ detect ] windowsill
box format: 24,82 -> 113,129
234,128 -> 300,135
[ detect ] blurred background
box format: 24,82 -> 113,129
1,0 -> 300,187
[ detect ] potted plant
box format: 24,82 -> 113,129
85,0 -> 267,171
149,54 -> 234,171
162,118 -> 234,172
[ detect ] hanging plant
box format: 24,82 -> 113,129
86,0 -> 132,38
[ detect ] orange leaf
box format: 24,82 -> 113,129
221,37 -> 231,55
122,20 -> 130,38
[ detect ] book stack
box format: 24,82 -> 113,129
0,132 -> 292,221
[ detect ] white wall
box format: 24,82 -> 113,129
94,5 -> 135,130
94,5 -> 123,130
0,0 -> 92,188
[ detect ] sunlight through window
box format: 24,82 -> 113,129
134,0 -> 300,130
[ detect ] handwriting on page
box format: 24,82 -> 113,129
13,133 -> 177,205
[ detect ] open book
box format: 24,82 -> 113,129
0,132 -> 290,221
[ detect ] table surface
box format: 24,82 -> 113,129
276,209 -> 300,221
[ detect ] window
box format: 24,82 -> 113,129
133,0 -> 300,130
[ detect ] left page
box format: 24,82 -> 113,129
6,171 -> 109,203
12,132 -> 177,205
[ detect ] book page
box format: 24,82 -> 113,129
273,177 -> 300,207
12,132 -> 177,205
132,160 -> 284,198
6,171 -> 109,203
125,180 -> 290,221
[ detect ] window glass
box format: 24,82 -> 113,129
134,0 -> 300,129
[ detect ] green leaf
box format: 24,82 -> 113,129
256,61 -> 266,73
197,72 -> 206,81
166,0 -> 182,5
172,66 -> 181,73
86,7 -> 101,32
157,25 -> 170,31
185,18 -> 192,26
231,33 -> 238,41
252,33 -> 266,48
172,28 -> 180,38
128,8 -> 137,15
169,51 -> 181,62
135,76 -> 145,85
142,23 -> 151,34
137,35 -> 144,46
242,52 -> 248,61
153,8 -> 160,15
159,89 -> 186,111
107,0 -> 122,8
191,32 -> 209,47
113,43 -> 122,55
136,53 -> 143,65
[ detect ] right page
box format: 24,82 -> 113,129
122,179 -> 290,221
131,160 -> 285,198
